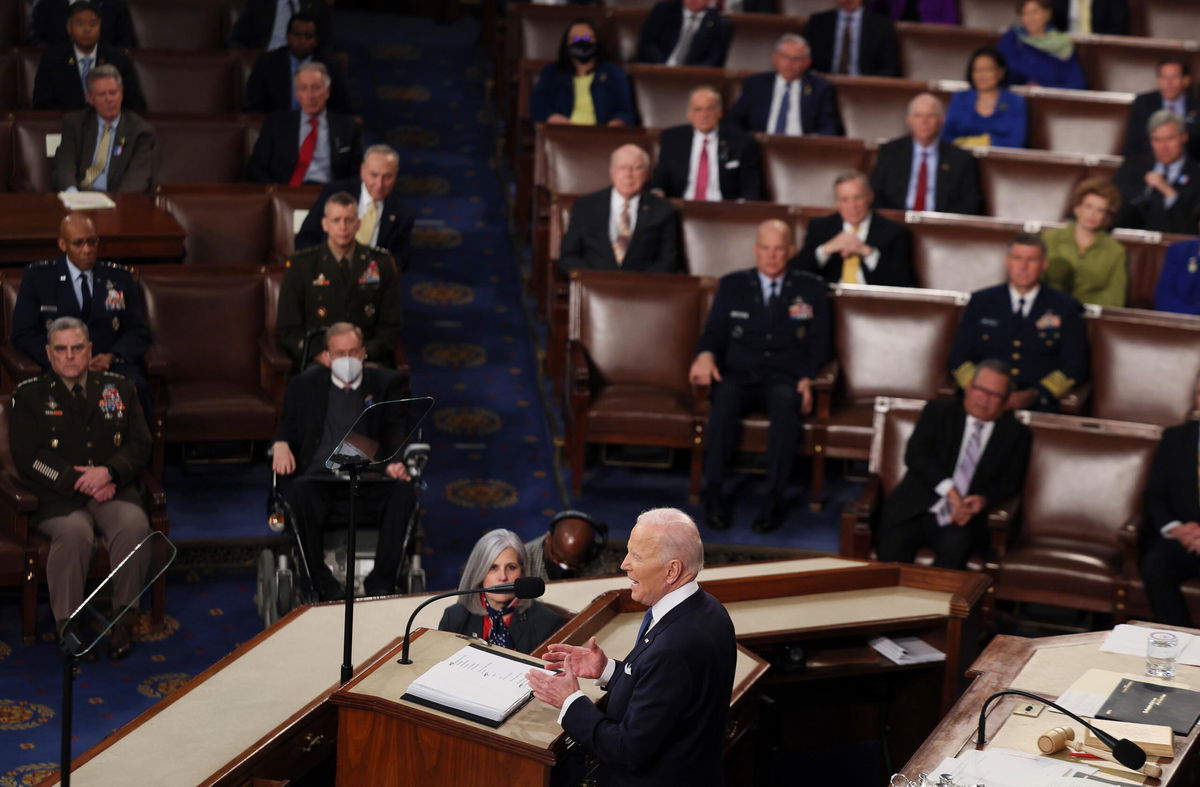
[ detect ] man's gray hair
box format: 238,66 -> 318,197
907,92 -> 945,117
688,85 -> 722,104
87,63 -> 122,89
455,529 -> 533,616
833,169 -> 871,192
1147,109 -> 1185,136
363,144 -> 400,166
775,33 -> 809,55
636,508 -> 705,576
973,359 -> 1015,394
48,316 -> 90,341
295,61 -> 332,89
325,321 -> 363,346
609,143 -> 650,170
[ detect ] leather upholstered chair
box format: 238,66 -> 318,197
811,285 -> 966,506
960,0 -> 1019,30
10,111 -> 61,192
679,200 -> 792,279
130,50 -> 241,114
0,49 -> 17,112
991,412 -> 1163,622
126,0 -> 229,50
0,117 -> 12,191
0,271 -> 39,393
139,264 -> 288,448
1026,92 -> 1129,157
758,135 -> 871,206
628,64 -> 730,129
0,0 -> 20,47
610,9 -> 650,63
906,214 -> 1015,292
779,0 -> 834,15
1076,39 -> 1199,95
0,398 -> 169,643
1115,228 -> 1189,310
896,23 -> 997,82
975,148 -> 1116,222
158,186 -> 275,265
725,14 -> 805,72
565,271 -> 711,497
154,116 -> 256,185
269,185 -> 324,264
514,4 -> 610,65
15,47 -> 38,109
826,77 -> 950,143
1141,1 -> 1200,40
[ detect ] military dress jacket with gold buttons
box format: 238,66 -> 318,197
276,241 -> 402,364
949,283 -> 1088,410
10,371 -> 151,524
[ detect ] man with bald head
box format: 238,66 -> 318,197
527,508 -> 735,786
11,212 -> 152,420
525,510 -> 614,581
690,220 -> 831,533
651,86 -> 763,202
558,144 -> 681,275
869,92 -> 983,215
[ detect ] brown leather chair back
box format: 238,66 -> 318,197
1088,307 -> 1200,427
976,149 -> 1091,222
269,185 -> 323,263
139,264 -> 266,384
727,14 -> 805,72
1142,0 -> 1200,41
0,117 -> 12,191
1076,39 -> 1200,95
960,0 -> 1018,30
759,135 -> 870,205
679,200 -> 790,278
1027,93 -> 1129,156
867,396 -> 925,498
629,65 -> 729,129
908,216 -> 1013,292
0,50 -> 17,112
569,270 -> 706,397
611,9 -> 649,63
1117,228 -> 1180,310
606,0 -> 660,8
131,50 -> 240,114
127,0 -> 229,50
11,111 -> 60,192
833,285 -> 964,401
159,189 -> 274,265
0,0 -> 21,47
896,23 -> 996,82
516,5 -> 612,63
779,0 -> 831,15
2,270 -> 22,342
539,124 -> 654,198
16,47 -> 39,109
154,116 -> 252,184
1015,413 -> 1160,551
828,76 -> 949,143
265,264 -> 284,344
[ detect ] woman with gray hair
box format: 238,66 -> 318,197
438,529 -> 567,653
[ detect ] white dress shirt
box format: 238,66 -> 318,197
1008,285 -> 1039,317
767,76 -> 803,136
608,190 -> 640,243
686,130 -> 723,201
814,214 -> 881,281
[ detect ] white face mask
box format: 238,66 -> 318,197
331,355 -> 363,386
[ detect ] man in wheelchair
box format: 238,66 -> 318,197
271,321 -> 415,600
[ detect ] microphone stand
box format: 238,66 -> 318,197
396,579 -> 543,665
337,455 -> 370,686
59,629 -> 83,787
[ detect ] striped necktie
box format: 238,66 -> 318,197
937,421 -> 984,525
82,123 -> 112,189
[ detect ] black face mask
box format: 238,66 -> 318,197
567,41 -> 596,62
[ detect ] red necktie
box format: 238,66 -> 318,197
289,114 -> 319,187
913,152 -> 929,211
694,136 -> 710,201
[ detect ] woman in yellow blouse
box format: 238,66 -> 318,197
1041,177 -> 1128,307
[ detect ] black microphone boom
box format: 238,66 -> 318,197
396,578 -> 547,665
976,689 -> 1147,770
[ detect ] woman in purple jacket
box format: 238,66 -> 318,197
869,0 -> 959,24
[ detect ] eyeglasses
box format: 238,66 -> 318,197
969,383 -> 1007,401
68,236 -> 100,248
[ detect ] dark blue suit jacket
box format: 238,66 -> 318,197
27,0 -> 136,47
1154,239 -> 1200,315
636,1 -> 731,67
728,71 -> 842,136
31,43 -> 147,113
11,256 -> 150,370
295,177 -> 416,270
805,8 -> 900,77
562,589 -> 736,787
245,109 -> 363,185
530,61 -> 635,126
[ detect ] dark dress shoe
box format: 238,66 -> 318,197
752,497 -> 784,534
362,571 -> 395,597
107,619 -> 134,661
56,622 -> 98,662
703,489 -> 730,531
313,571 -> 346,602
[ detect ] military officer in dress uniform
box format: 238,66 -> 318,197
689,219 -> 831,534
948,232 -> 1088,412
10,316 -> 151,660
276,191 -> 403,368
11,212 -> 152,422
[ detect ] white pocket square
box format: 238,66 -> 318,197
724,160 -> 740,169
623,663 -> 633,675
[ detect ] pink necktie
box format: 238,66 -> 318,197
694,137 -> 710,201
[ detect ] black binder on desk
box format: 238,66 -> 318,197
1096,678 -> 1200,736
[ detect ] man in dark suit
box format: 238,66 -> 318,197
728,33 -> 842,136
272,322 -> 417,600
949,233 -> 1088,413
11,212 -> 152,421
690,220 -> 831,533
805,0 -> 900,77
31,0 -> 146,112
1052,0 -> 1129,35
229,0 -> 333,54
51,64 -> 155,193
651,86 -> 764,202
876,361 -> 1032,569
870,92 -> 983,215
636,0 -> 731,67
791,170 -> 914,286
559,144 -> 682,275
1124,59 -> 1200,161
1114,110 -> 1200,235
246,62 -> 362,185
243,11 -> 351,114
27,0 -> 136,47
1140,377 -> 1200,626
295,145 -> 415,270
527,508 -> 736,787
11,316 -> 152,659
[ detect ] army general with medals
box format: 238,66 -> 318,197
11,316 -> 152,660
277,191 -> 402,367
689,219 -> 831,534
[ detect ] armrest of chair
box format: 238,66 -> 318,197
812,358 -> 839,419
258,333 -> 292,409
1117,515 -> 1142,580
692,382 -> 711,420
985,495 -> 1020,565
391,340 -> 412,396
0,473 -> 39,518
0,345 -> 42,388
839,473 -> 881,558
139,470 -> 168,519
567,340 -> 591,399
1059,381 -> 1090,416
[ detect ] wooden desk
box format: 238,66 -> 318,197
0,194 -> 185,263
900,625 -> 1200,785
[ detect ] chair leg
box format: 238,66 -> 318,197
688,439 -> 703,505
809,450 -> 825,512
23,557 -> 38,645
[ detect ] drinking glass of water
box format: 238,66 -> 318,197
1146,631 -> 1179,678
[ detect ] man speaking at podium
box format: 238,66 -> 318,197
526,508 -> 736,786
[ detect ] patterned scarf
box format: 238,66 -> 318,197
483,595 -> 517,649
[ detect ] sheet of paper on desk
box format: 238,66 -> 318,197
1056,668 -> 1185,718
932,748 -> 1099,786
57,191 -> 116,210
1101,625 -> 1200,666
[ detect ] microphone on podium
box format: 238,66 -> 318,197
397,577 -> 547,664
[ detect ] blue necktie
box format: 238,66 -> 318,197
635,609 -> 654,642
79,56 -> 93,94
774,83 -> 791,135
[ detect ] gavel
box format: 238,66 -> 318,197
1038,726 -> 1163,779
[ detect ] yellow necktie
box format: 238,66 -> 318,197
82,123 -> 112,189
356,200 -> 378,246
840,223 -> 862,284
1078,0 -> 1092,34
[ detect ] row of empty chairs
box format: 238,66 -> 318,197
0,0 -> 251,51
